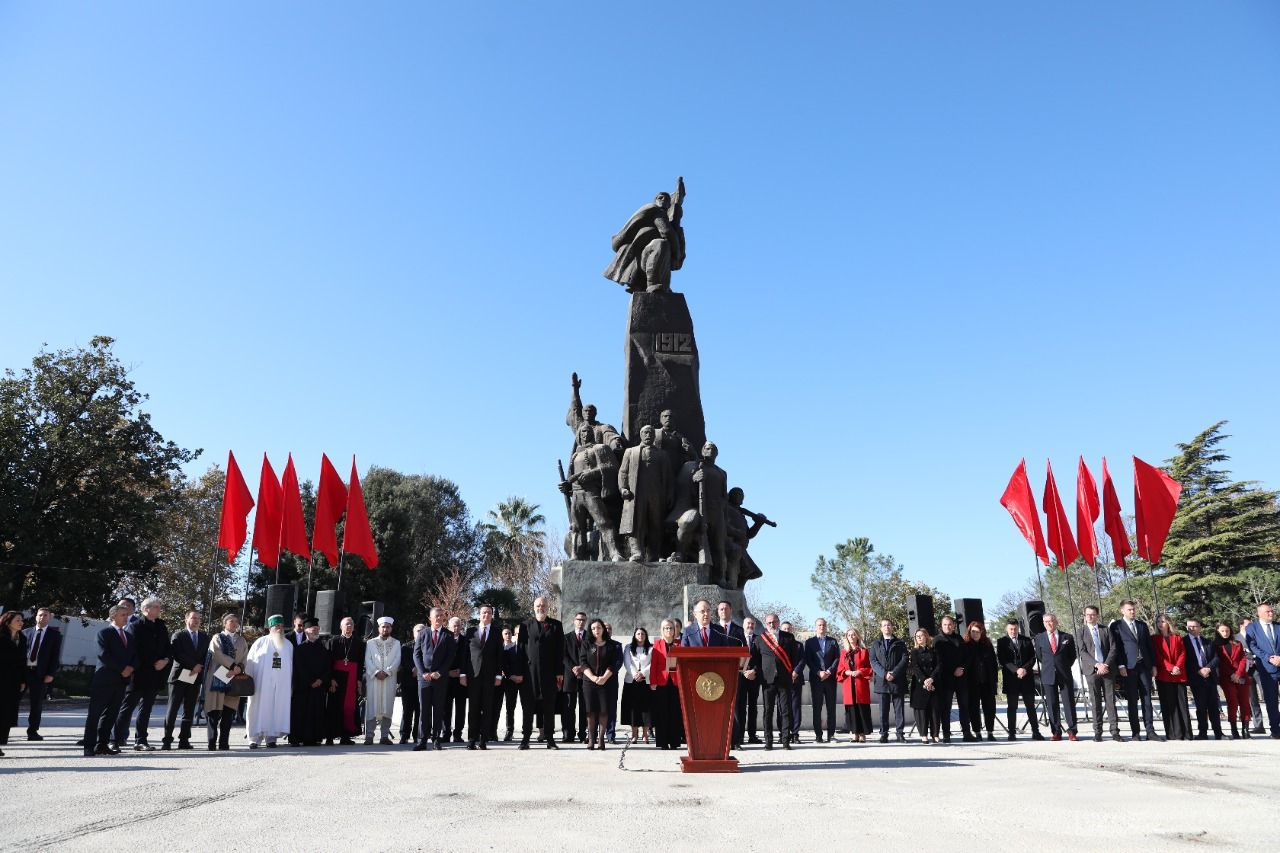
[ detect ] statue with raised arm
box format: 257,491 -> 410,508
565,372 -> 619,454
603,177 -> 686,293
559,422 -> 625,562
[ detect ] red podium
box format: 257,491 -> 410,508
670,646 -> 750,773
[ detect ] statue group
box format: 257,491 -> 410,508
559,375 -> 770,589
554,177 -> 776,591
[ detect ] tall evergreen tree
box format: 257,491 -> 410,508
1160,421 -> 1280,621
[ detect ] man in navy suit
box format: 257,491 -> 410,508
1111,599 -> 1161,741
22,607 -> 62,741
84,605 -> 138,757
1244,602 -> 1280,738
412,607 -> 457,750
870,617 -> 908,742
162,609 -> 209,750
1184,618 -> 1222,739
805,618 -> 840,742
1033,613 -> 1078,741
463,605 -> 504,749
680,599 -> 732,647
712,600 -> 747,747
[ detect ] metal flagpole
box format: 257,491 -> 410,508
1035,556 -> 1045,602
240,546 -> 256,626
1062,561 -> 1091,724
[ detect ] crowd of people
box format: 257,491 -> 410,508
2,595 -> 1279,757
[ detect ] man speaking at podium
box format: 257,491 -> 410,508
681,600 -> 733,648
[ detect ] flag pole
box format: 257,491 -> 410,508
1149,562 -> 1159,617
1035,556 -> 1045,602
240,545 -> 256,627
335,550 -> 346,592
305,556 -> 314,617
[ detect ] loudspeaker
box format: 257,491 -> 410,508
359,600 -> 385,639
264,584 -> 298,629
954,598 -> 985,630
315,590 -> 347,635
906,594 -> 935,637
1019,600 -> 1046,636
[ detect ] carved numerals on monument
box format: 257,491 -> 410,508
653,332 -> 694,354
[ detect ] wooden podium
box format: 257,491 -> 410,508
671,646 -> 750,773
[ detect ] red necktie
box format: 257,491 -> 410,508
432,629 -> 438,647
701,628 -> 709,647
1050,633 -> 1057,653
118,628 -> 128,647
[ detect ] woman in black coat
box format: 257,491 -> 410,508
0,611 -> 29,756
963,621 -> 998,741
909,628 -> 942,744
579,619 -> 616,751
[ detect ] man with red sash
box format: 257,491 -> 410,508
743,613 -> 795,750
325,617 -> 365,745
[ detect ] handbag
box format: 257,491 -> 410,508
224,672 -> 255,698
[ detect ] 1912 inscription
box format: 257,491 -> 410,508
654,333 -> 694,354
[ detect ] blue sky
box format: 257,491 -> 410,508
3,3 -> 1277,622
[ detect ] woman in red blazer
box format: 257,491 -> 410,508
1153,614 -> 1192,741
649,619 -> 683,750
1215,621 -> 1252,738
836,628 -> 872,742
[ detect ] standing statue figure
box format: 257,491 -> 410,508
618,425 -> 674,562
725,486 -> 771,589
566,372 -> 619,455
666,441 -> 728,583
653,409 -> 694,481
560,422 -> 624,562
603,177 -> 686,293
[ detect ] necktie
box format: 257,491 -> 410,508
1091,625 -> 1099,653
432,629 -> 439,647
701,628 -> 709,647
481,627 -> 488,645
118,627 -> 127,647
191,631 -> 198,649
29,629 -> 41,662
1193,637 -> 1203,666
1050,632 -> 1057,654
1268,623 -> 1275,648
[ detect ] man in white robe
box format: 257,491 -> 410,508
364,616 -> 401,744
245,615 -> 293,748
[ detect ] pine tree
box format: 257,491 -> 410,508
1160,421 -> 1280,621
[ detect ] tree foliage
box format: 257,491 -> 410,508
810,537 -> 951,637
0,337 -> 198,613
480,496 -> 555,619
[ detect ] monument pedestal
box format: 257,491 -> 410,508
553,560 -> 752,633
623,291 -> 705,447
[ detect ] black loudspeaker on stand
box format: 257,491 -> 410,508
1019,600 -> 1046,636
954,598 -> 985,630
315,590 -> 347,635
906,594 -> 935,636
265,584 -> 298,628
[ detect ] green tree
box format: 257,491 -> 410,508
480,496 -> 553,617
0,337 -> 198,612
810,537 -> 950,637
474,586 -> 521,622
1160,421 -> 1280,621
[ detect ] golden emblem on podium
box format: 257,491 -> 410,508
695,671 -> 725,702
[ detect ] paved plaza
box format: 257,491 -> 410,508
0,703 -> 1261,851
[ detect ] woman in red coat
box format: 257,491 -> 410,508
1153,614 -> 1192,741
1215,621 -> 1252,738
649,619 -> 683,750
836,628 -> 872,742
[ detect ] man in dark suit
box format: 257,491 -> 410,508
398,623 -> 424,744
1243,602 -> 1280,738
22,607 -> 62,741
161,609 -> 209,750
113,596 -> 171,751
562,611 -> 589,744
287,614 -> 307,647
1077,604 -> 1121,741
740,616 -> 762,744
1033,613 -> 1078,741
711,601 -> 747,747
1183,618 -> 1222,739
412,608 -> 457,751
997,618 -> 1044,740
870,618 -> 907,742
805,617 -> 840,742
780,620 -> 806,743
744,612 -> 795,750
463,605 -> 504,749
933,615 -> 974,742
84,605 -> 138,757
520,596 -> 564,750
680,599 -> 732,647
1111,599 -> 1160,740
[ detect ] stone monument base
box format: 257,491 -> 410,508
551,560 -> 752,633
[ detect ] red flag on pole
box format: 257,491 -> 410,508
278,453 -> 310,561
1000,459 -> 1049,565
313,453 -> 348,567
1042,460 -> 1080,571
1076,457 -> 1101,567
342,457 -> 379,569
1101,457 -> 1131,568
251,454 -> 283,569
1133,455 -> 1182,565
217,450 -> 255,564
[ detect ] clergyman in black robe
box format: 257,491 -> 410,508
290,620 -> 330,746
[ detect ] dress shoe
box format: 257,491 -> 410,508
1148,732 -> 1165,742
380,737 -> 393,745
1194,733 -> 1207,740
249,742 -> 260,750
27,733 -> 44,742
178,742 -> 193,750
748,736 -> 763,744
207,741 -> 218,751
518,739 -> 530,750
94,744 -> 116,756
894,733 -> 905,742
1213,732 -> 1223,740
815,734 -> 824,743
161,743 -> 172,751
546,739 -> 558,750
1270,732 -> 1280,740
1031,732 -> 1045,741
782,740 -> 792,750
399,736 -> 409,745
1051,734 -> 1061,742
1068,733 -> 1078,742
434,740 -> 444,751
503,732 -> 513,742
986,733 -> 996,742
1251,725 -> 1265,734
879,735 -> 889,744
764,743 -> 773,751
1008,733 -> 1017,741
339,737 -> 355,746
413,742 -> 428,751
363,738 -> 374,746
467,742 -> 478,751
479,741 -> 488,750
1112,734 -> 1126,742
1093,734 -> 1103,742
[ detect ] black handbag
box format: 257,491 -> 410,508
224,672 -> 255,697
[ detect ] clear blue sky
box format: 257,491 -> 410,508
3,3 -> 1277,622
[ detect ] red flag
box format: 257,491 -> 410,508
1102,457 -> 1131,568
313,453 -> 348,566
1000,459 -> 1049,565
278,453 -> 310,561
342,457 -> 379,569
1076,457 -> 1100,567
217,450 -> 255,564
251,454 -> 283,569
1133,455 -> 1182,565
1042,460 -> 1079,571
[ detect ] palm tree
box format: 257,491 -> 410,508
481,497 -> 547,594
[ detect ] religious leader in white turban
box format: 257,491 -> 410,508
245,615 -> 294,748
364,616 -> 401,744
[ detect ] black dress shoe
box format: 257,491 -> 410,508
814,734 -> 824,743
467,742 -> 477,751
413,742 -> 428,751
518,740 -> 529,750
1008,733 -> 1017,741
27,733 -> 44,742
1031,732 -> 1045,741
546,739 -> 558,750
434,740 -> 444,751
748,736 -> 763,744
478,741 -> 488,750
782,740 -> 792,750
178,742 -> 193,750
1093,734 -> 1102,742
879,735 -> 889,743
503,733 -> 513,742
339,737 -> 355,746
894,733 -> 905,742
764,743 -> 773,751
94,745 -> 113,756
